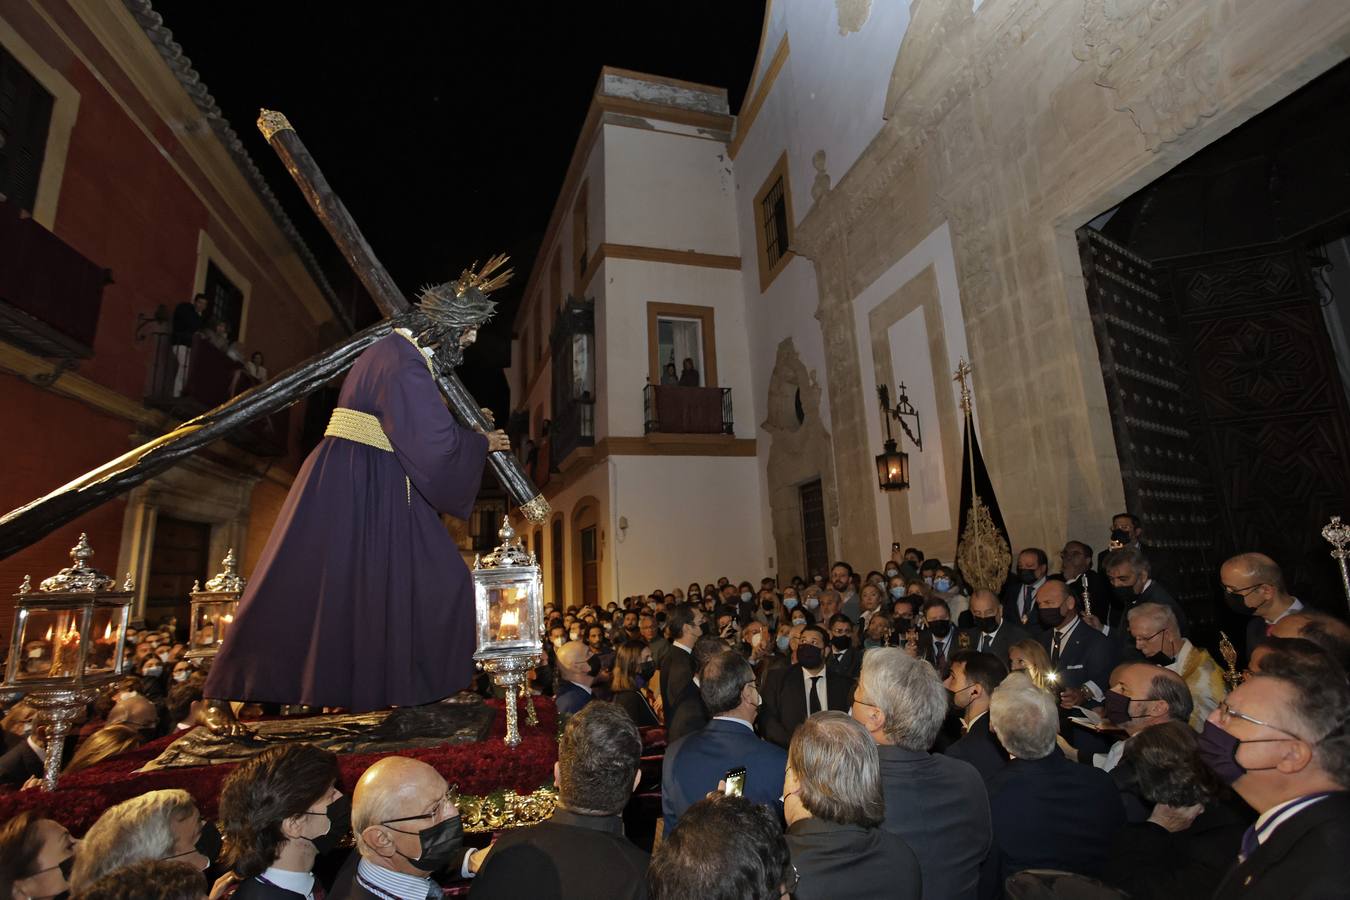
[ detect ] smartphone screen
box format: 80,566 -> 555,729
723,766 -> 746,797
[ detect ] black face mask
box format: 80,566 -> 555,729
386,814 -> 464,872
972,615 -> 999,635
796,644 -> 824,669
928,620 -> 953,639
587,655 -> 604,677
1110,528 -> 1132,545
637,660 -> 657,680
304,793 -> 352,854
1016,569 -> 1038,586
1145,648 -> 1175,667
1037,605 -> 1065,629
196,821 -> 223,865
830,634 -> 852,652
896,617 -> 914,634
1223,590 -> 1255,615
761,600 -> 775,612
1112,585 -> 1136,604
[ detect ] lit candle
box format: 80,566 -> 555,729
219,613 -> 233,643
498,609 -> 520,641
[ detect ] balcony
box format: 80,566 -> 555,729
550,394 -> 596,471
644,384 -> 733,435
0,200 -> 110,360
144,335 -> 289,457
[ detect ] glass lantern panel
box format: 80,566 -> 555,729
13,606 -> 85,681
85,605 -> 127,675
475,569 -> 542,654
190,598 -> 239,651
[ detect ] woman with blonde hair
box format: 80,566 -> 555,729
610,639 -> 660,726
64,723 -> 144,775
1007,638 -> 1055,692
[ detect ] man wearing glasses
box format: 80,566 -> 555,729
1202,649 -> 1350,898
330,757 -> 487,899
1220,553 -> 1304,665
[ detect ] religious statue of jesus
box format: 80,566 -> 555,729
201,259 -> 512,735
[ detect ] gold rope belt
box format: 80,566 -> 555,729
324,408 -> 393,451
325,407 -> 412,504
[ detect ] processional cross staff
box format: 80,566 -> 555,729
0,112 -> 548,562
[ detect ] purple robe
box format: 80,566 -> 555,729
204,334 -> 488,710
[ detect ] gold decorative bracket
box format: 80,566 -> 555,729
257,109 -> 294,141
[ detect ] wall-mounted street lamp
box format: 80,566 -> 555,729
876,382 -> 923,491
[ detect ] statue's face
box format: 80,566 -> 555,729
458,328 -> 478,349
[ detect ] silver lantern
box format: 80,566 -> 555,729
186,549 -> 246,660
471,518 -> 544,746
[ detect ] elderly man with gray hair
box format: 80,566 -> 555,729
1127,601 -> 1225,730
849,646 -> 989,900
983,673 -> 1125,893
784,711 -> 922,899
70,788 -> 209,892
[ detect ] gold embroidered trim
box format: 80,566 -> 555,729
393,329 -> 435,376
325,408 -> 393,452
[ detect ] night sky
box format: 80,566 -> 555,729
158,2 -> 766,413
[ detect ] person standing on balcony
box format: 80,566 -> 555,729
661,362 -> 679,385
200,262 -> 512,735
679,357 -> 700,386
170,292 -> 208,396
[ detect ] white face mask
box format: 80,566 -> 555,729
750,632 -> 763,648
173,671 -> 190,683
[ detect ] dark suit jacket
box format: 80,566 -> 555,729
555,680 -> 593,717
1037,618 -> 1116,693
1103,801 -> 1248,900
469,808 -> 648,899
787,818 -> 923,900
1065,569 -> 1114,628
612,690 -> 659,728
661,718 -> 786,833
1211,791 -> 1350,900
878,744 -> 991,900
827,646 -> 863,682
658,644 -> 695,722
958,621 -> 1030,670
229,877 -> 307,899
1001,579 -> 1048,637
916,631 -> 958,679
664,694 -> 708,745
758,664 -> 853,749
980,748 -> 1126,900
0,739 -> 41,787
1113,580 -> 1188,644
944,713 -> 1008,783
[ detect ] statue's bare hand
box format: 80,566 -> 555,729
485,430 -> 510,453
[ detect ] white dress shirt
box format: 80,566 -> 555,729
257,867 -> 315,899
801,666 -> 828,713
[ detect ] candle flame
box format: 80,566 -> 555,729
45,626 -> 53,641
222,614 -> 234,624
500,609 -> 519,628
103,621 -> 112,640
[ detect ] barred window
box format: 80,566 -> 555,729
753,153 -> 794,291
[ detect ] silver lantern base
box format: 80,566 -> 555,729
27,685 -> 101,791
478,653 -> 543,747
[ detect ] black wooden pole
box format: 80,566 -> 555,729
258,109 -> 548,523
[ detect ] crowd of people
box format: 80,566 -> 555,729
3,513 -> 1349,899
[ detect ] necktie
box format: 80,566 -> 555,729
1051,629 -> 1063,664
979,633 -> 990,653
808,676 -> 822,714
935,641 -> 947,673
1238,825 -> 1258,864
1022,587 -> 1032,620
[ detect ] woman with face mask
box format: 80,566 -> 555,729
0,811 -> 77,900
610,640 -> 660,728
755,590 -> 785,630
218,743 -> 352,898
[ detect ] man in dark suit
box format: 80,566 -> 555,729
661,651 -> 786,834
1058,540 -> 1114,630
1034,579 -> 1117,708
943,650 -> 1010,782
664,636 -> 724,744
0,729 -> 42,787
826,614 -> 862,681
658,604 -> 703,726
331,756 -> 475,899
1207,649 -> 1350,900
1097,512 -> 1178,591
472,703 -> 649,899
1221,552 -> 1306,665
759,625 -> 852,749
852,647 -> 991,900
961,589 -> 1029,670
1103,546 -> 1188,644
1001,547 -> 1050,637
915,597 -> 959,679
553,641 -> 596,716
982,676 -> 1126,898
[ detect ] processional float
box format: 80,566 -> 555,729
0,108 -> 551,748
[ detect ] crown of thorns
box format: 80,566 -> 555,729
415,254 -> 513,329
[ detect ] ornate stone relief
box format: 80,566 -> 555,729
811,150 -> 832,203
1074,0 -> 1219,150
836,0 -> 872,35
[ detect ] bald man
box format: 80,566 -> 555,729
1034,579 -> 1118,709
960,588 -> 1030,669
554,640 -> 597,717
1269,611 -> 1350,672
329,756 -> 485,899
1062,663 -> 1193,773
1220,553 -> 1303,664
106,693 -> 160,739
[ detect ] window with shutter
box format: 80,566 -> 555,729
0,46 -> 54,215
203,261 -> 244,339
